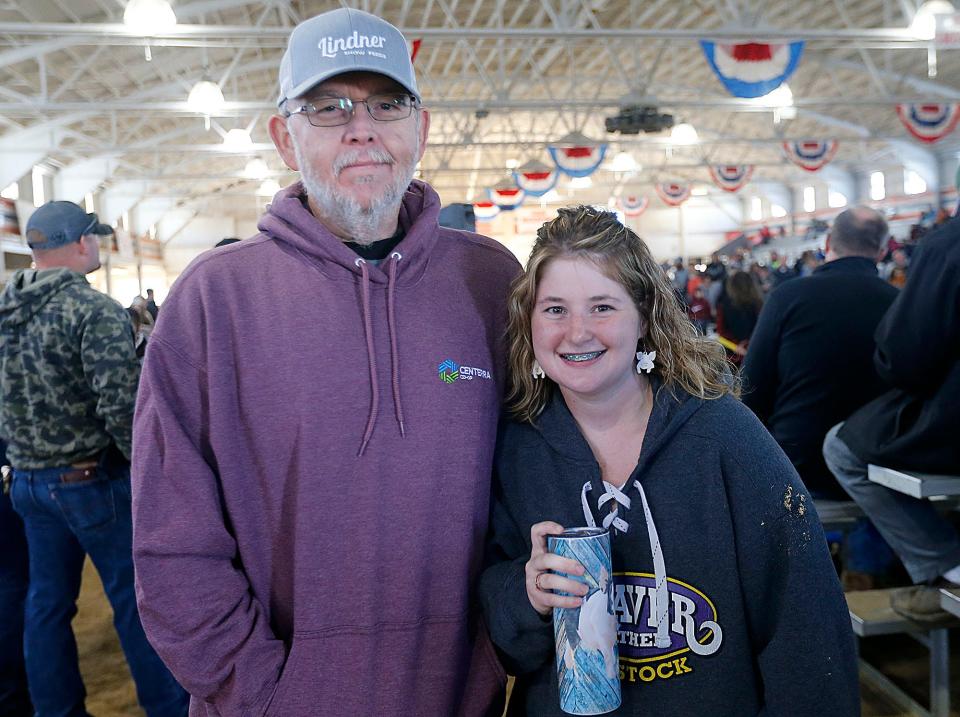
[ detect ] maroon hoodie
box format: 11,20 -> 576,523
131,181 -> 519,716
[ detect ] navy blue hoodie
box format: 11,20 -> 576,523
480,385 -> 859,716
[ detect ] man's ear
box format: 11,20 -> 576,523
268,114 -> 300,172
415,108 -> 431,164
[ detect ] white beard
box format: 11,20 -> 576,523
292,136 -> 418,245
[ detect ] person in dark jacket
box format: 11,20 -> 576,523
480,206 -> 859,716
742,206 -> 898,498
824,214 -> 960,623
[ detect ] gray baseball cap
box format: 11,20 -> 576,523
277,8 -> 420,108
26,201 -> 113,250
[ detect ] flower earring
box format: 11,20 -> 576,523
636,350 -> 656,374
532,360 -> 545,379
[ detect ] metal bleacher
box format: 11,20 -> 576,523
843,466 -> 960,717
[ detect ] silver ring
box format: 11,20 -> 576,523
535,572 -> 546,592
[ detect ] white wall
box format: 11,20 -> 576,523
161,214 -> 241,276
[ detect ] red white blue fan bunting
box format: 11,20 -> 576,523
896,104 -> 960,144
547,131 -> 608,178
513,159 -> 558,197
488,180 -> 525,211
700,41 -> 804,98
655,182 -> 691,206
619,195 -> 649,217
473,201 -> 499,221
0,198 -> 19,236
709,164 -> 755,192
781,140 -> 838,172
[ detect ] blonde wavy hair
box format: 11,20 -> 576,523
506,205 -> 738,423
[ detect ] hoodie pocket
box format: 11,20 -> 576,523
456,616 -> 508,717
262,616 -> 505,717
261,641 -> 302,717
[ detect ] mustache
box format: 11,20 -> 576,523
333,149 -> 396,176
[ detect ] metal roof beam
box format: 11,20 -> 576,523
0,95 -> 948,114
0,21 -> 928,42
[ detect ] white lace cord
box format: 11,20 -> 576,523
597,482 -> 631,533
633,480 -> 670,648
581,482 -> 596,527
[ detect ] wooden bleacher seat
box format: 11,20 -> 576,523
847,589 -> 957,716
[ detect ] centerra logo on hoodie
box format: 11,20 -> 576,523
318,32 -> 388,59
613,573 -> 723,684
438,359 -> 492,384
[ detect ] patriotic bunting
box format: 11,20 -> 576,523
547,131 -> 608,178
1,198 -> 19,235
709,164 -> 755,192
896,103 -> 960,144
488,180 -> 525,211
408,39 -> 422,62
655,183 -> 691,206
700,41 -> 804,99
513,159 -> 558,197
781,140 -> 838,172
619,195 -> 649,217
473,201 -> 500,221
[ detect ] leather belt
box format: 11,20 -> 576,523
61,453 -> 102,483
60,466 -> 98,484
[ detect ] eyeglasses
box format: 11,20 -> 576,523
285,93 -> 419,128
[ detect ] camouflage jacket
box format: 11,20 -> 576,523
0,268 -> 139,469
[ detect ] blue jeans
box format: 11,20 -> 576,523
10,463 -> 188,717
0,491 -> 31,717
823,422 -> 960,583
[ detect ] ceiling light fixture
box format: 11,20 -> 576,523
608,151 -> 641,173
670,122 -> 699,145
123,0 -> 177,33
223,128 -> 253,150
257,179 -> 281,197
243,159 -> 270,180
911,0 -> 954,39
188,79 -> 225,129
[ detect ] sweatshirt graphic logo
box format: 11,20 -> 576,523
318,32 -> 387,60
613,572 -> 723,684
438,359 -> 492,384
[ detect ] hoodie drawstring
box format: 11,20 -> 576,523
581,479 -> 671,649
632,480 -> 671,649
356,258 -> 379,457
386,252 -> 405,437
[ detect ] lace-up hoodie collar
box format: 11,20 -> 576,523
533,379 -> 706,649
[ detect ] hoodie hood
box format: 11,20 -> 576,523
534,379 -> 707,650
0,268 -> 86,329
254,178 -> 443,455
256,179 -> 440,286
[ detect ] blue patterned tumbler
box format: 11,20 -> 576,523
548,527 -> 621,715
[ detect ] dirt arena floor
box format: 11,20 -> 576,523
72,558 -> 956,716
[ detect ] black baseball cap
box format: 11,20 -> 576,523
26,201 -> 113,250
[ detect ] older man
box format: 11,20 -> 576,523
742,206 -> 898,499
0,201 -> 187,717
132,8 -> 519,717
